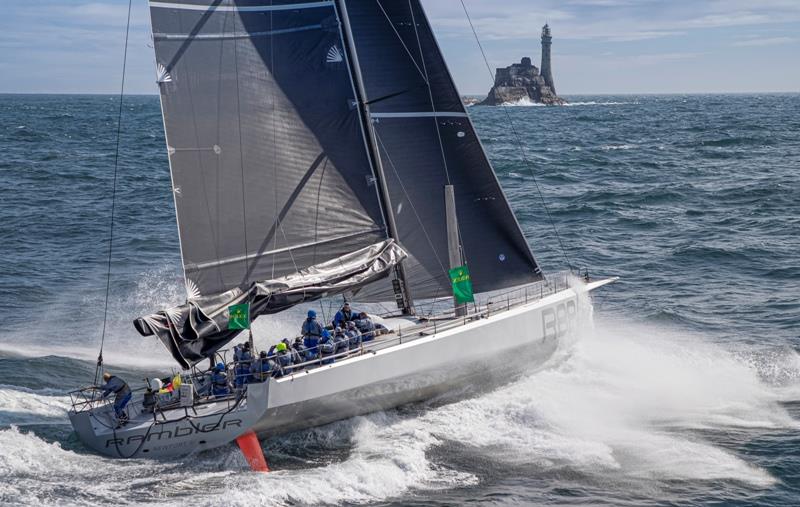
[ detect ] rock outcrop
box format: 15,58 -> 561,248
478,24 -> 565,106
478,57 -> 565,106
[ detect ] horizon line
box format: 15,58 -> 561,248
1,91 -> 798,97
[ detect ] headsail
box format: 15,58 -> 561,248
340,0 -> 543,302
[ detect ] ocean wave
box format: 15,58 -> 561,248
600,144 -> 636,151
564,101 -> 639,106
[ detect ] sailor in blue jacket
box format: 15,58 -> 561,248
100,372 -> 131,421
250,351 -> 274,382
333,326 -> 349,353
332,302 -> 357,329
274,342 -> 294,376
210,363 -> 230,397
319,329 -> 336,364
345,320 -> 362,349
355,312 -> 376,342
302,310 -> 323,360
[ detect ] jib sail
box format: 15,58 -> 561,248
339,0 -> 543,303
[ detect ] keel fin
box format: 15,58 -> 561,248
235,430 -> 269,472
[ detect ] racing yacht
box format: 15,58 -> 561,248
69,0 -> 615,466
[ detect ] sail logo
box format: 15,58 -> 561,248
157,64 -> 172,84
326,46 -> 343,64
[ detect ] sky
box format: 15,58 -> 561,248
0,0 -> 798,95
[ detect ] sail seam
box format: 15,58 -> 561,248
149,1 -> 333,12
153,24 -> 322,40
189,228 -> 385,271
370,112 -> 468,119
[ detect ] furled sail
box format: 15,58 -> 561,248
135,239 -> 405,369
341,0 -> 543,302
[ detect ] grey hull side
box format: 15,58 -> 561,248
252,287 -> 586,436
68,382 -> 269,459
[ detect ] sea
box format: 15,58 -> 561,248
0,93 -> 798,506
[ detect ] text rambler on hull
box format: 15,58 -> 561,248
68,0 -> 615,464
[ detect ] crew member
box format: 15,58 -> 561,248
250,351 -> 274,382
100,372 -> 132,422
355,312 -> 376,342
332,302 -> 357,329
345,320 -> 362,349
320,329 -> 336,364
302,310 -> 323,360
333,326 -> 349,354
275,342 -> 294,376
211,363 -> 230,397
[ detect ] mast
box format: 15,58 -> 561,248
335,0 -> 415,315
444,185 -> 466,317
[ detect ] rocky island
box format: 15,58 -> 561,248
479,24 -> 566,106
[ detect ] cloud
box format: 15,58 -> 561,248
732,36 -> 797,47
426,0 -> 800,43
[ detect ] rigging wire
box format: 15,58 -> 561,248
458,0 -> 574,272
94,0 -> 134,386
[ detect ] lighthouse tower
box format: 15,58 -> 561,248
540,24 -> 556,94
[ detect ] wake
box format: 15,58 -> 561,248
1,312 -> 798,505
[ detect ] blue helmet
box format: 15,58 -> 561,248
321,329 -> 331,339
215,362 -> 225,371
307,309 -> 317,319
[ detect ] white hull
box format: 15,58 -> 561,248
256,282 -> 594,436
70,279 -> 611,459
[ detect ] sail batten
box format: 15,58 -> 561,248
150,1 -> 334,13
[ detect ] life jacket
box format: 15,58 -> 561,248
211,371 -> 229,394
302,319 -> 322,338
234,363 -> 250,386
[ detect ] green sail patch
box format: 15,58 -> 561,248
449,265 -> 475,304
228,303 -> 250,330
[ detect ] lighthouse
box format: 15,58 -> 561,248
540,24 -> 556,95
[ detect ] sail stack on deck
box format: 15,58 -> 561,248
138,0 -> 544,364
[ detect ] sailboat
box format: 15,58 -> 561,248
68,0 -> 615,463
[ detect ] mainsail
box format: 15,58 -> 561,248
149,0 -> 388,297
340,0 -> 543,302
139,0 -> 543,367
140,0 -> 404,366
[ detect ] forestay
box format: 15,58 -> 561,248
341,0 -> 543,302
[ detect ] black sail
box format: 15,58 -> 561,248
150,0 -> 387,297
342,0 -> 542,301
140,0 -> 410,366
